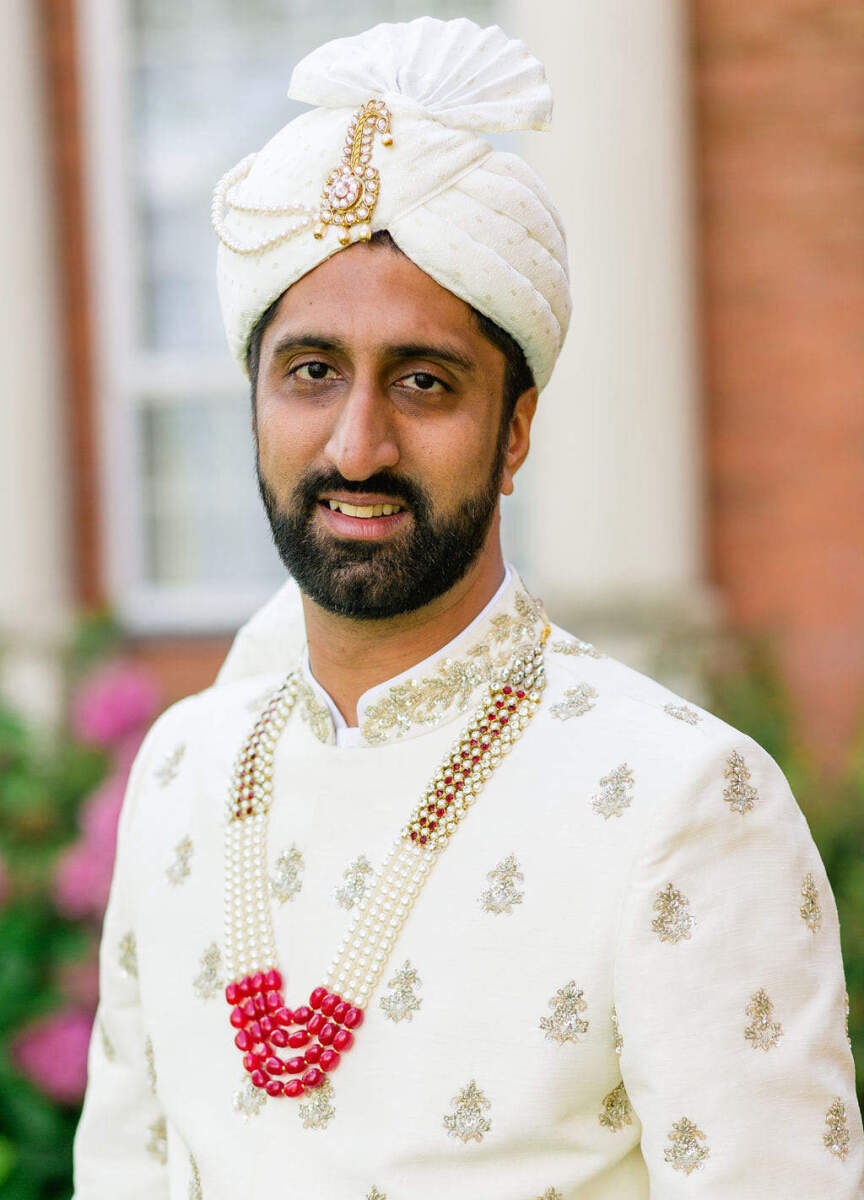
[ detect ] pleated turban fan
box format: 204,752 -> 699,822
212,17 -> 571,392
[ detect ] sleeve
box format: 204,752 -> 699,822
613,730 -> 864,1196
71,720 -> 171,1200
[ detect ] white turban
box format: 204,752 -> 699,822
212,16 -> 571,391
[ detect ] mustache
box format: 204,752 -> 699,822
293,468 -> 430,517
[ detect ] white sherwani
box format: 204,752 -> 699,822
72,567 -> 863,1198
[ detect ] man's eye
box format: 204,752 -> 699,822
399,371 -> 447,393
291,361 -> 335,381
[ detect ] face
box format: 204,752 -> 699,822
253,242 -> 535,619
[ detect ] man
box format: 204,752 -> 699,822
72,16 -> 862,1199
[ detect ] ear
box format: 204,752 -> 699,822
500,386 -> 538,496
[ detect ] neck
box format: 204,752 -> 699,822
302,538 -> 506,727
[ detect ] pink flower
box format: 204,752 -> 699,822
10,1007 -> 94,1104
52,833 -> 116,920
71,659 -> 160,747
79,773 -> 126,852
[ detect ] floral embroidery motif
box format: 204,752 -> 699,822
443,1079 -> 492,1143
146,1114 -> 167,1164
538,1191 -> 563,1200
144,1034 -> 157,1093
651,883 -> 695,944
823,1097 -> 851,1160
550,637 -> 601,659
333,855 -> 373,910
800,871 -> 822,932
188,1151 -> 203,1200
296,678 -> 334,744
155,743 -> 185,786
590,763 -> 634,819
118,930 -> 138,978
744,988 -> 783,1050
361,588 -> 544,745
664,702 -> 701,726
366,1190 -> 387,1200
299,1075 -> 336,1130
722,749 -> 758,814
165,834 -> 194,885
480,853 -> 525,914
379,960 -> 422,1023
233,1073 -> 266,1120
611,1005 -> 623,1056
270,844 -> 304,904
539,980 -> 590,1044
98,1016 -> 115,1061
192,942 -> 223,1000
550,683 -> 598,721
664,1116 -> 709,1174
598,1080 -> 633,1131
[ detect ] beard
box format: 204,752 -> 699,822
256,448 -> 505,620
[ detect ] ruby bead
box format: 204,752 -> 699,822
301,1067 -> 324,1088
320,992 -> 341,1017
250,1069 -> 268,1088
319,1049 -> 341,1072
239,975 -> 253,996
309,986 -> 328,1009
344,1007 -> 364,1029
307,1012 -> 325,1035
265,1056 -> 285,1075
265,1079 -> 283,1097
288,1029 -> 311,1048
259,1016 -> 274,1036
265,990 -> 281,1012
225,982 -> 241,1005
332,1001 -> 350,1023
264,968 -> 282,990
304,1043 -> 322,1064
293,1005 -> 312,1024
319,1022 -> 336,1046
516,690 -> 525,698
230,1006 -> 246,1028
253,994 -> 267,1015
250,971 -> 265,992
284,1079 -> 305,1097
285,1056 -> 306,1074
247,1020 -> 262,1041
243,1053 -> 260,1072
333,1028 -> 354,1052
241,998 -> 256,1019
234,1030 -> 252,1051
503,685 -> 512,694
270,1028 -> 288,1047
275,1007 -> 294,1026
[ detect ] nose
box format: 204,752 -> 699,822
323,377 -> 399,480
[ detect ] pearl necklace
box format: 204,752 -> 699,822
223,624 -> 549,1100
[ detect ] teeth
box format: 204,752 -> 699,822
326,500 -> 403,518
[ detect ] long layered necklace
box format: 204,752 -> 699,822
223,623 -> 549,1099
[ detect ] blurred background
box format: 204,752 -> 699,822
0,0 -> 862,1194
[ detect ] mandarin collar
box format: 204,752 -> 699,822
293,564 -> 546,748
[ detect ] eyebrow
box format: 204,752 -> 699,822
269,334 -> 477,376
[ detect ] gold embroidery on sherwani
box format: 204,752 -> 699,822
550,637 -> 601,659
118,930 -> 138,978
188,1151 -> 203,1200
443,1079 -> 492,1142
651,883 -> 695,944
550,683 -> 597,721
480,853 -> 524,913
192,942 -> 223,1000
744,988 -> 783,1050
722,749 -> 758,813
98,1016 -> 115,1061
155,743 -> 185,786
299,1075 -> 336,1130
800,871 -> 822,932
664,1116 -> 709,1174
611,1005 -> 623,1056
379,959 -> 422,1023
269,844 -> 304,903
824,1097 -> 851,1160
165,834 -> 194,885
539,981 -> 590,1044
360,588 -> 544,744
333,854 -> 373,909
144,1034 -> 157,1093
538,1191 -> 563,1200
598,1080 -> 633,1131
296,678 -> 333,743
590,763 -> 634,819
146,1114 -> 168,1164
233,1073 -> 266,1121
663,701 -> 701,726
366,1190 -> 387,1200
